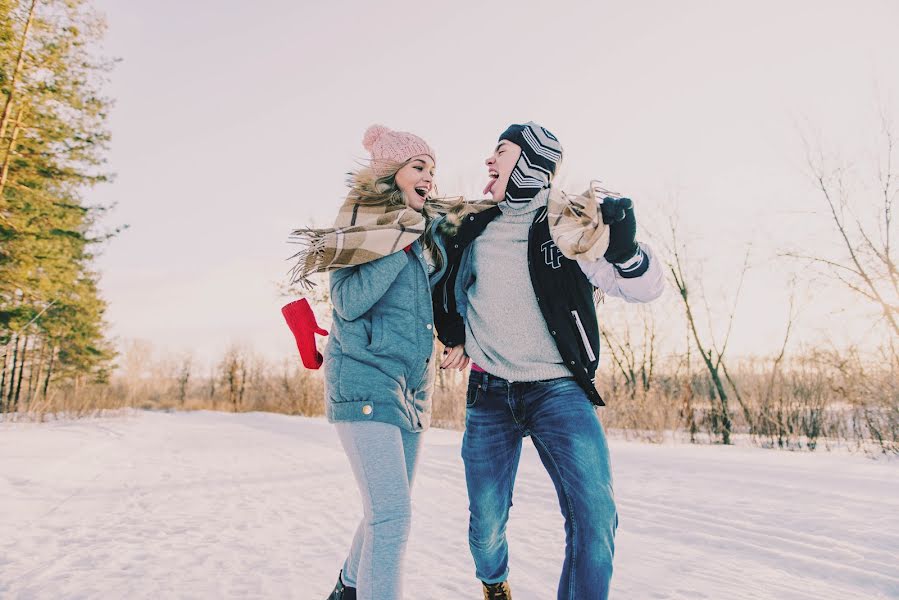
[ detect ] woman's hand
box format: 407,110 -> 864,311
440,345 -> 469,371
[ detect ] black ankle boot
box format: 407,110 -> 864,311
326,570 -> 356,600
483,580 -> 512,600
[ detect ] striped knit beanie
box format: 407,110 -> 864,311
498,121 -> 563,204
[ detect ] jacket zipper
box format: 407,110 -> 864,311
571,309 -> 597,362
442,263 -> 456,312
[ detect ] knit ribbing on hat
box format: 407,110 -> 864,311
499,122 -> 562,204
362,124 -> 436,177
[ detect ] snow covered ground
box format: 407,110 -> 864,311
1,410 -> 896,599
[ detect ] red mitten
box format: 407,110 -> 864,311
281,298 -> 329,369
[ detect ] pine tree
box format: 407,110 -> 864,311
0,0 -> 115,411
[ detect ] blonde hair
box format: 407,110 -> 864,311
347,159 -> 446,272
346,160 -> 407,208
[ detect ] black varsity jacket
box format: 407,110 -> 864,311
431,204 -> 605,405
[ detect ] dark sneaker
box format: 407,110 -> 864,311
483,580 -> 512,600
326,571 -> 356,600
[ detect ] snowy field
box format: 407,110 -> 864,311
1,410 -> 897,600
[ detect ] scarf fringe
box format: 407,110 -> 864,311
287,229 -> 328,289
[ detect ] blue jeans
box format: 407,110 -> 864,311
462,371 -> 617,600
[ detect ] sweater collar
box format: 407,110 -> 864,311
498,187 -> 549,217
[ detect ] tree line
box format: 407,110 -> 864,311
0,0 -> 116,413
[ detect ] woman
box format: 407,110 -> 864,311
288,124 -> 463,600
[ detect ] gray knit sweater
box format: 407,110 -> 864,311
463,190 -> 571,382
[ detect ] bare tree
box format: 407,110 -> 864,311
600,305 -> 657,398
789,112 -> 899,339
753,285 -> 800,446
176,354 -> 192,406
207,364 -> 217,401
666,220 -> 756,444
219,346 -> 246,412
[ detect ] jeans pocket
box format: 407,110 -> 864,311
465,381 -> 482,408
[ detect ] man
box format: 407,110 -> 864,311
432,122 -> 664,599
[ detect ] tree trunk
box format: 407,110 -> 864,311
5,335 -> 20,411
227,363 -> 237,411
0,105 -> 27,196
672,267 -> 733,444
177,359 -> 190,406
237,363 -> 247,408
42,345 -> 55,401
0,344 -> 10,411
13,335 -> 28,411
27,340 -> 45,407
0,0 -> 38,143
208,366 -> 216,400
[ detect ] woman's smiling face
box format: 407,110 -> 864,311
394,155 -> 436,211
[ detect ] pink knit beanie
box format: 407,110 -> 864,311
362,124 -> 436,177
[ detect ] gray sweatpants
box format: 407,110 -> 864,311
335,421 -> 423,600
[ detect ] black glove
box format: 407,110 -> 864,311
599,196 -> 632,225
600,197 -> 638,264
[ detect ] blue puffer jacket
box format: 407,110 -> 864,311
323,240 -> 436,432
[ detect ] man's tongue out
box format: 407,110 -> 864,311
483,177 -> 497,196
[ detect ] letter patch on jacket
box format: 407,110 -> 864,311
541,240 -> 562,269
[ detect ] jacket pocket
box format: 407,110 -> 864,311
368,314 -> 384,352
570,309 -> 597,362
337,356 -> 376,402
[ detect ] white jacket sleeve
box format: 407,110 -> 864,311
576,243 -> 665,303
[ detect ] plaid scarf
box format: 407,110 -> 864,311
287,194 -> 490,289
547,182 -> 616,262
288,183 -> 615,289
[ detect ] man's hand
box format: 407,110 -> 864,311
599,196 -> 632,225
601,197 -> 638,264
440,345 -> 469,370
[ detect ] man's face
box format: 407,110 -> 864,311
483,140 -> 521,201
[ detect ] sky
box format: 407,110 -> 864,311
88,0 -> 899,367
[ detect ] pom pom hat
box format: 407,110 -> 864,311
363,124 -> 436,177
